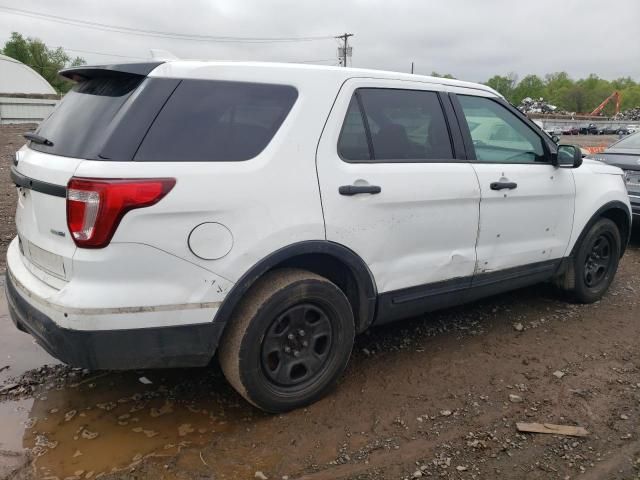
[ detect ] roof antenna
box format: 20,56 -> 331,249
149,49 -> 179,60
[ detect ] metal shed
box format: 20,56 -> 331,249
0,53 -> 59,124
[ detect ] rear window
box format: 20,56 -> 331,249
134,80 -> 298,162
30,75 -> 143,158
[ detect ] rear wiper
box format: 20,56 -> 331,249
23,132 -> 54,147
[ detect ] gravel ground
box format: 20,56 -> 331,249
0,125 -> 639,480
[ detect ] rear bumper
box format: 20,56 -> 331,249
6,271 -> 224,369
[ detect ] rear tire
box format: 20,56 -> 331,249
559,218 -> 621,303
218,268 -> 355,412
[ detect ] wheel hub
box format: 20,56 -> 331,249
583,233 -> 613,288
260,303 -> 333,387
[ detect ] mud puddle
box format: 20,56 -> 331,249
0,307 -> 277,479
0,281 -> 58,385
11,367 -> 276,479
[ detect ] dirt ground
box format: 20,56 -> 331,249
0,125 -> 639,480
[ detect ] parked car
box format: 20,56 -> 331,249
561,125 -> 579,135
599,125 -> 619,135
7,61 -> 632,412
588,132 -> 640,221
545,125 -> 563,136
617,126 -> 632,135
579,123 -> 599,135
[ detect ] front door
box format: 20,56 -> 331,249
316,79 -> 481,296
451,92 -> 575,274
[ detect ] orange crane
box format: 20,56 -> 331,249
590,91 -> 621,116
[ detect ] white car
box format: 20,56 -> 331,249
6,61 -> 632,412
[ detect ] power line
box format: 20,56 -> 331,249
60,47 -> 147,60
57,45 -> 339,65
0,5 -> 335,44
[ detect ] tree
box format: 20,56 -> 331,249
2,32 -> 85,93
431,71 -> 456,79
512,74 -> 545,105
484,73 -> 518,99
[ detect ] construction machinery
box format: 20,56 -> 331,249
589,91 -> 621,116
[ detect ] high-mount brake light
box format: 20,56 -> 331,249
66,178 -> 176,248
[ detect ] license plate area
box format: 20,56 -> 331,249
19,235 -> 66,279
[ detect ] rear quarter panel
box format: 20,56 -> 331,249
72,67 -> 347,285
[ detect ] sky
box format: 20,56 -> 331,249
0,0 -> 639,84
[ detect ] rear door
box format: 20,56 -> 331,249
450,91 -> 575,274
316,79 -> 481,298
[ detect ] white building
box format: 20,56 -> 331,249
0,53 -> 59,124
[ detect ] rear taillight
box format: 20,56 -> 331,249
66,178 -> 176,248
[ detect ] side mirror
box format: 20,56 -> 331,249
554,144 -> 583,168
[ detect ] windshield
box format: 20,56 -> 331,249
609,132 -> 640,150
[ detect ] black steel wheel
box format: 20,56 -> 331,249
583,233 -> 614,288
572,218 -> 621,303
261,303 -> 334,387
218,268 -> 354,412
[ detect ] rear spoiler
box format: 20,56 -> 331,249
59,61 -> 165,82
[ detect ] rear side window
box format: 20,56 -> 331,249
30,75 -> 143,158
338,88 -> 453,162
135,80 -> 298,162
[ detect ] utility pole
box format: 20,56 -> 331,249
411,62 -> 414,74
336,33 -> 353,67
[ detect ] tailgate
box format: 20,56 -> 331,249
13,146 -> 81,282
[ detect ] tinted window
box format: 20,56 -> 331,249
135,80 -> 298,162
30,75 -> 143,158
337,96 -> 371,161
351,89 -> 453,162
458,95 -> 546,163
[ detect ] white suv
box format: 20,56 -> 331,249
6,61 -> 632,412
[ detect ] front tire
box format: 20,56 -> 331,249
218,268 -> 355,412
562,218 -> 621,303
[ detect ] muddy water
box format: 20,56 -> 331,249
0,281 -> 57,384
0,291 -> 280,479
0,398 -> 34,451
21,369 -> 251,478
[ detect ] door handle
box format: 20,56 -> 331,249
490,181 -> 518,191
339,185 -> 382,196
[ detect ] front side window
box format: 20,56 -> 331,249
338,88 -> 453,162
135,80 -> 298,162
458,95 -> 546,163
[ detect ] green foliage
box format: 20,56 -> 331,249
485,70 -> 639,115
2,32 -> 86,93
485,73 -> 518,98
431,71 -> 456,79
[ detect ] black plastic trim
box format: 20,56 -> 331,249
375,259 -> 561,325
440,92 -> 468,160
99,77 -> 182,161
5,273 -> 221,369
214,241 -> 378,334
59,62 -> 165,81
11,166 -> 66,198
